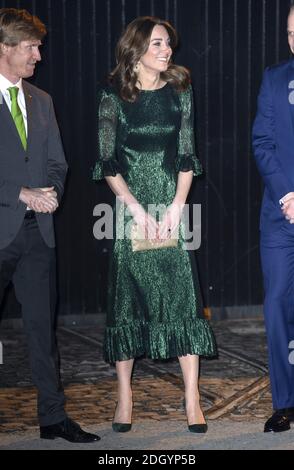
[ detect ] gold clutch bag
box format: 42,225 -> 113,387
131,223 -> 178,252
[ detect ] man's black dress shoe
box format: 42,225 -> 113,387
264,409 -> 293,433
283,407 -> 294,421
40,417 -> 100,442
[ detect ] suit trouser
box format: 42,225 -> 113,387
260,224 -> 294,410
0,217 -> 66,426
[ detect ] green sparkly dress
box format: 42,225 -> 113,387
93,83 -> 216,363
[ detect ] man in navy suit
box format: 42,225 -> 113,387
0,8 -> 100,442
253,6 -> 294,433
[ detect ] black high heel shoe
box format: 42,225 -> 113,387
183,398 -> 208,433
112,422 -> 132,433
112,402 -> 132,433
188,423 -> 207,433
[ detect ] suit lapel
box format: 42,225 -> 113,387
22,82 -> 33,152
286,59 -> 294,137
0,90 -> 24,145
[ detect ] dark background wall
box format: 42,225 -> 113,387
1,0 -> 293,319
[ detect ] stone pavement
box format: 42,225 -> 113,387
0,316 -> 293,450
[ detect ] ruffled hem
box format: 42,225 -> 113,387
175,155 -> 203,176
92,159 -> 126,181
103,317 -> 217,363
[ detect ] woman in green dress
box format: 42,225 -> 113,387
93,16 -> 216,433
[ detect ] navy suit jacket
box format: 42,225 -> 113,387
0,80 -> 68,249
252,58 -> 294,233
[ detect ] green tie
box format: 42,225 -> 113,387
8,86 -> 27,151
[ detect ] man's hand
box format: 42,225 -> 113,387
19,187 -> 58,213
280,192 -> 294,223
280,192 -> 294,205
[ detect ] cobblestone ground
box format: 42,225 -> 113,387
0,317 -> 272,440
0,316 -> 275,440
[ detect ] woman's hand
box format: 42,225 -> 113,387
128,203 -> 159,239
158,202 -> 184,240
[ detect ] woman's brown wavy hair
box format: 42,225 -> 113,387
109,16 -> 190,102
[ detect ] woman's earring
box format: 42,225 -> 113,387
134,62 -> 140,73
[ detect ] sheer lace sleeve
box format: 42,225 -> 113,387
176,84 -> 203,176
92,88 -> 125,181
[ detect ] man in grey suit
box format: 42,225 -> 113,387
0,8 -> 100,443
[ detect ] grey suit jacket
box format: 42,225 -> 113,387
0,80 -> 68,249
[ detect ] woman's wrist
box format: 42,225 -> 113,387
172,197 -> 186,208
